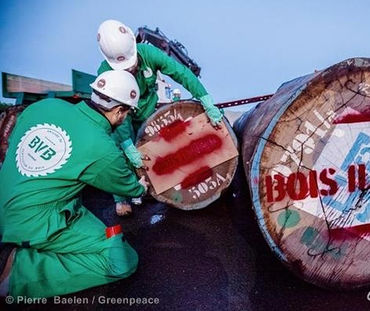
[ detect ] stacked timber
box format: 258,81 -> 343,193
136,101 -> 239,210
0,105 -> 27,164
234,57 -> 370,288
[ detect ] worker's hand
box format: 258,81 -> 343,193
122,139 -> 144,168
141,154 -> 150,171
138,175 -> 149,193
200,94 -> 223,128
115,201 -> 132,217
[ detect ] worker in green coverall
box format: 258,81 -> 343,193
97,19 -> 223,216
0,70 -> 149,298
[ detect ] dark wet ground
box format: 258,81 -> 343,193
1,158 -> 370,311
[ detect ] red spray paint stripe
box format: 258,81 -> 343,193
158,120 -> 190,142
105,224 -> 122,238
153,134 -> 222,175
348,165 -> 356,192
333,110 -> 370,124
330,223 -> 370,240
181,166 -> 213,188
358,164 -> 367,190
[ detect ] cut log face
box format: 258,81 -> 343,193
0,105 -> 27,164
136,101 -> 239,210
240,58 -> 370,288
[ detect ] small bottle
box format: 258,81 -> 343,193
172,88 -> 181,101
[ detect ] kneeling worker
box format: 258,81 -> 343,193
0,70 -> 148,298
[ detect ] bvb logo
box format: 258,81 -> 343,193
16,123 -> 72,177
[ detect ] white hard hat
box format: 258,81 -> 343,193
97,19 -> 137,70
90,70 -> 140,109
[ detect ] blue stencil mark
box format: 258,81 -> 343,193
323,132 -> 369,222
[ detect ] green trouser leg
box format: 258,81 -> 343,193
9,206 -> 138,298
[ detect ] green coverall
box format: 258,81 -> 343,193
98,43 -> 209,203
0,99 -> 145,298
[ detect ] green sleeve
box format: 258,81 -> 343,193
80,154 -> 145,198
97,60 -> 112,75
111,114 -> 135,148
141,44 -> 208,99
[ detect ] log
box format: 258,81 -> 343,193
0,105 -> 27,164
2,72 -> 71,96
136,101 -> 239,210
234,57 -> 370,289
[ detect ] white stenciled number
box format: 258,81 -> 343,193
189,186 -> 201,199
144,109 -> 184,137
188,173 -> 228,199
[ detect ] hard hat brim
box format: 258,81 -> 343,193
90,90 -> 137,109
105,51 -> 138,71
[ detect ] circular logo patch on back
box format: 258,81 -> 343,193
16,123 -> 72,177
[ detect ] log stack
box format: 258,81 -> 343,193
0,105 -> 27,164
234,57 -> 370,288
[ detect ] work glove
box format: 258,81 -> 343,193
122,138 -> 143,168
199,94 -> 223,127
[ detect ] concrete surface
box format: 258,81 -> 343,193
1,159 -> 370,310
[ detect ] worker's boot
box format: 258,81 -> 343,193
0,243 -> 16,296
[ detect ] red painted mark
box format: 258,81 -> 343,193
308,170 -> 319,198
158,120 -> 190,142
287,172 -> 309,200
265,175 -> 274,202
105,224 -> 122,238
181,166 -> 213,188
319,168 -> 338,196
153,134 -> 222,175
265,164 -> 368,202
348,165 -> 356,192
266,168 -> 337,202
359,164 -> 367,190
333,108 -> 370,124
330,223 -> 370,240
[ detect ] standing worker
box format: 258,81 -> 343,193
97,19 -> 223,216
0,70 -> 148,298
